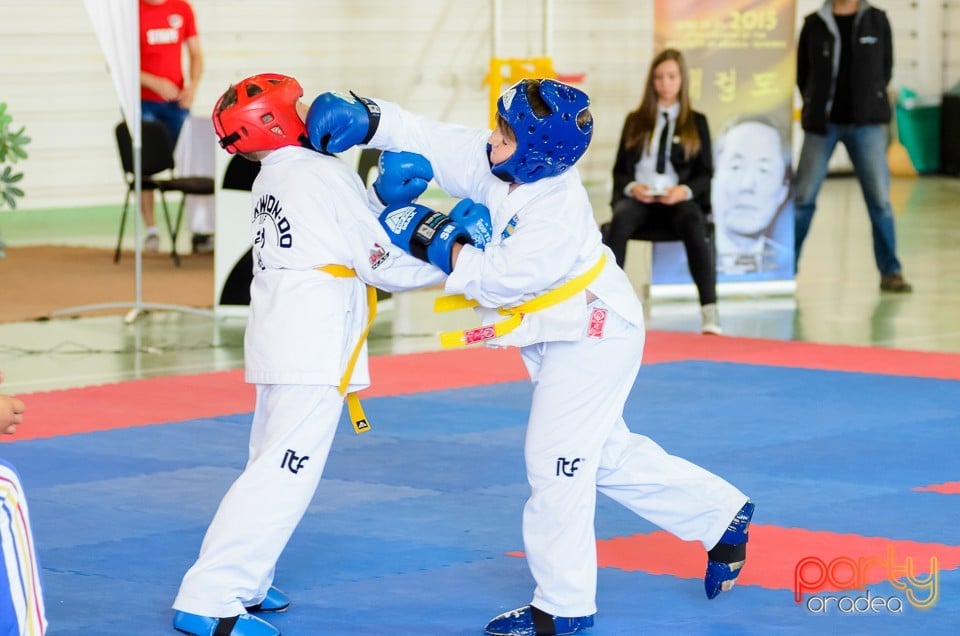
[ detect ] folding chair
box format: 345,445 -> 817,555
114,121 -> 215,266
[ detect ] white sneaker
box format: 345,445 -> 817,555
701,303 -> 723,335
143,229 -> 160,253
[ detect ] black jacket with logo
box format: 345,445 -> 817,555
797,0 -> 893,134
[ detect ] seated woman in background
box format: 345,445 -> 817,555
604,48 -> 720,335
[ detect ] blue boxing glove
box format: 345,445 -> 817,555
380,203 -> 474,274
374,151 -> 434,205
447,199 -> 493,250
306,90 -> 381,154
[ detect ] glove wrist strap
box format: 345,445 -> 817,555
351,91 -> 381,143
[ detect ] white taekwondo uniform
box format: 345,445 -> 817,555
367,102 -> 749,617
174,146 -> 445,618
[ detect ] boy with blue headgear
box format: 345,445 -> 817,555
306,79 -> 754,636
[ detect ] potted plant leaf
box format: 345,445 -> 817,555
0,101 -> 30,210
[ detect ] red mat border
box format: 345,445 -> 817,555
6,330 -> 960,442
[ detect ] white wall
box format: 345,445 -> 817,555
948,1 -> 960,90
0,0 -> 955,213
0,0 -> 653,211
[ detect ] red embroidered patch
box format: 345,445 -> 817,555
464,325 -> 497,344
588,308 -> 607,338
369,243 -> 388,269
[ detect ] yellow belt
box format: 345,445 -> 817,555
433,255 -> 606,348
317,264 -> 376,434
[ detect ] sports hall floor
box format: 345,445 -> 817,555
1,175 -> 959,634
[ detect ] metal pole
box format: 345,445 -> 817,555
131,0 -> 144,323
543,0 -> 553,58
133,128 -> 143,311
491,0 -> 502,59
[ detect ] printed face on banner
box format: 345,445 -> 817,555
712,120 -> 792,277
714,121 -> 788,240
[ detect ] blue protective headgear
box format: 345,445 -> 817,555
489,79 -> 593,184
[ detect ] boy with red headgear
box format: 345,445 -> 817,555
171,73 -> 483,636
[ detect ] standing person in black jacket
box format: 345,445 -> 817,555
605,48 -> 720,334
795,0 -> 912,292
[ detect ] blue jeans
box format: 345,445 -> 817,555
142,100 -> 190,145
794,123 -> 902,276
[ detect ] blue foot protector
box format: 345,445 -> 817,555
705,500 -> 755,599
172,611 -> 280,636
484,605 -> 594,636
245,587 -> 290,613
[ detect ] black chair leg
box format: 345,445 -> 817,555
115,188 -> 132,264
158,191 -> 181,267
171,197 -> 187,265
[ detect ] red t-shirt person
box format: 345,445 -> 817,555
136,0 -> 204,248
139,0 -> 200,105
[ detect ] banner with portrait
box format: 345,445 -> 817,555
651,0 -> 797,294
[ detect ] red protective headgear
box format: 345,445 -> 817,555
212,73 -> 308,154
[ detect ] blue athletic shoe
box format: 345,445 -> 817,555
245,587 -> 290,613
484,605 -> 594,636
172,610 -> 280,636
705,500 -> 755,599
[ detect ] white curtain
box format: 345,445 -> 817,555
83,0 -> 140,145
82,0 -> 149,311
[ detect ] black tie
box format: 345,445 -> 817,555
656,112 -> 670,174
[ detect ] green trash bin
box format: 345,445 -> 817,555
896,88 -> 941,174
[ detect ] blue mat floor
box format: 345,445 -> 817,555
2,361 -> 959,635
